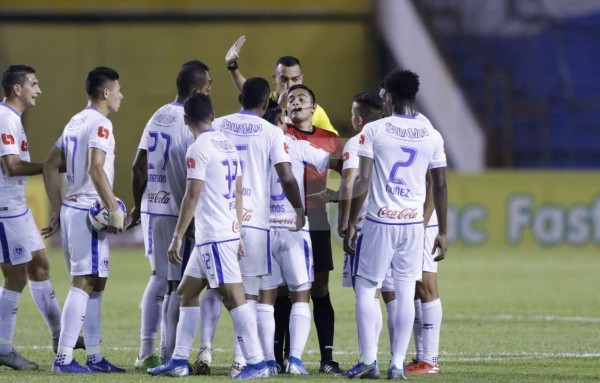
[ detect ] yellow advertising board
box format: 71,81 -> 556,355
446,172 -> 600,248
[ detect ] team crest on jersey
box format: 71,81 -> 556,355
1,134 -> 15,145
21,140 -> 28,152
12,245 -> 25,259
187,157 -> 196,169
358,134 -> 365,145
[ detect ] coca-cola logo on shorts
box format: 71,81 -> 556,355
377,206 -> 418,220
148,191 -> 172,204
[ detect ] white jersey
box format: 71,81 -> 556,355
186,129 -> 241,243
357,112 -> 446,225
415,114 -> 439,228
270,136 -> 329,228
342,134 -> 368,227
141,102 -> 193,216
214,111 -> 290,230
58,107 -> 116,209
0,103 -> 30,215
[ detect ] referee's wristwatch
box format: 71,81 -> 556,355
227,61 -> 239,71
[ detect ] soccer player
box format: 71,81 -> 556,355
128,60 -> 212,368
147,93 -> 269,379
43,67 -> 125,373
285,83 -> 344,374
224,35 -> 337,135
257,100 -> 330,375
344,69 -> 447,379
337,92 -> 384,376
192,78 -> 304,377
0,64 -> 70,371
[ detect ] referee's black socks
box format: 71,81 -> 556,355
312,293 -> 335,362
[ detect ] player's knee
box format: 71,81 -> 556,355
3,270 -> 28,292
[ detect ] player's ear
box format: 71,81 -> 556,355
12,83 -> 21,97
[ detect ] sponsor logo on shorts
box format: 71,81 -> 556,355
242,208 -> 253,222
377,206 -> 419,220
65,194 -> 82,202
99,258 -> 109,271
12,245 -> 25,259
148,191 -> 171,204
232,221 -> 241,233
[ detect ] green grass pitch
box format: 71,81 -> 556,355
2,242 -> 599,382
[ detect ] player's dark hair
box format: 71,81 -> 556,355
353,92 -> 383,123
263,100 -> 283,125
275,56 -> 301,69
241,77 -> 270,109
288,84 -> 316,106
383,69 -> 420,102
85,67 -> 120,99
2,64 -> 36,98
177,60 -> 210,98
184,93 -> 213,124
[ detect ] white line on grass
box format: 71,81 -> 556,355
449,313 -> 600,323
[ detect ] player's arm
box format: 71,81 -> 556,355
337,167 -> 357,238
274,162 -> 305,231
225,36 -> 247,94
423,170 -> 434,228
344,155 -> 373,255
1,154 -> 43,176
168,178 -> 202,265
41,146 -> 66,238
127,148 -> 147,229
430,167 -> 447,261
89,147 -> 122,233
235,175 -> 245,259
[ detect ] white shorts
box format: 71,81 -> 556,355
60,205 -> 110,277
423,225 -> 439,273
381,268 -> 394,292
149,215 -> 192,280
141,212 -> 151,258
184,238 -> 242,289
261,229 -> 313,291
355,219 -> 424,283
0,209 -> 44,266
239,226 -> 271,277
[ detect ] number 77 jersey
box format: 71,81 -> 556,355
58,106 -> 116,209
357,113 -> 446,225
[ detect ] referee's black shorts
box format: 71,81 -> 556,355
307,208 -> 333,272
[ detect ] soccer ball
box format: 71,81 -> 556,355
88,198 -> 127,232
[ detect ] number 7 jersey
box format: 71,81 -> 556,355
57,106 -> 116,209
357,113 -> 446,225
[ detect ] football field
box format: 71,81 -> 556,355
2,243 -> 599,382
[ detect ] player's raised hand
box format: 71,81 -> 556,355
432,232 -> 447,261
125,206 -> 140,230
278,83 -> 289,112
226,35 -> 246,66
343,225 -> 357,255
108,208 -> 125,234
41,211 -> 60,239
168,236 -> 183,265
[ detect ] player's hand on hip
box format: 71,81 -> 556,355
432,233 -> 447,262
108,208 -> 125,234
41,211 -> 60,239
125,207 -> 140,230
226,35 -> 246,66
236,240 -> 246,261
168,236 -> 183,265
343,226 -> 357,255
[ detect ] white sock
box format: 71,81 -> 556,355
139,276 -> 166,359
288,302 -> 311,360
355,277 -> 379,365
413,299 -> 424,360
172,306 -> 200,360
159,293 -> 170,360
28,280 -> 62,339
0,287 -> 21,354
390,280 -> 416,368
422,299 -> 442,365
256,303 -> 275,361
385,299 -> 397,355
230,303 -> 263,365
163,291 -> 180,360
56,287 -> 89,365
232,299 -> 256,363
200,289 -> 222,348
84,291 -> 104,364
373,298 -> 382,348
